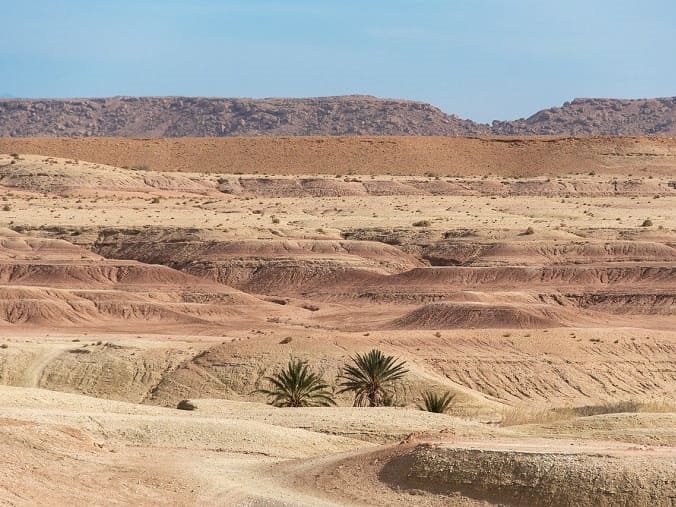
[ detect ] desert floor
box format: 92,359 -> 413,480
0,145 -> 674,505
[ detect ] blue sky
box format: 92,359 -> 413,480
1,0 -> 674,121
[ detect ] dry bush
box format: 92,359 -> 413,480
68,348 -> 91,354
638,400 -> 676,413
500,407 -> 573,426
571,400 -> 641,417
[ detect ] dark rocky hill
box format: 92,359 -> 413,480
0,95 -> 674,137
0,95 -> 487,137
491,97 -> 676,135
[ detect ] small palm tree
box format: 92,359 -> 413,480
418,391 -> 456,413
256,359 -> 335,407
337,349 -> 408,407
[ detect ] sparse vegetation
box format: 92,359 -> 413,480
641,218 -> 653,227
256,358 -> 335,407
337,349 -> 408,407
501,406 -> 566,426
571,400 -> 641,417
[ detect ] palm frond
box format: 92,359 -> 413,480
255,358 -> 335,407
337,349 -> 408,407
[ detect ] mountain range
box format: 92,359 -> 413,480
1,95 -> 674,137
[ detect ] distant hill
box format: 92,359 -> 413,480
491,97 -> 676,135
0,95 -> 674,137
0,95 -> 487,137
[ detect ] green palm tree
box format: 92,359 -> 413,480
418,391 -> 456,413
337,349 -> 408,407
256,359 -> 335,407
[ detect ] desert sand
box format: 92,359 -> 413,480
1,135 -> 676,175
0,146 -> 674,505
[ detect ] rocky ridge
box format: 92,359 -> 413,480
1,95 -> 675,137
0,95 -> 483,137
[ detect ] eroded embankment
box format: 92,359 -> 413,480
15,225 -> 676,327
380,442 -> 676,507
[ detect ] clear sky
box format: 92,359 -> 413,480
1,0 -> 674,122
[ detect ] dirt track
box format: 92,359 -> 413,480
1,135 -> 675,175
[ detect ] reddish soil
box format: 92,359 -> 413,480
1,135 -> 675,175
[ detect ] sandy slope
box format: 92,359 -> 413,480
3,386 -> 673,506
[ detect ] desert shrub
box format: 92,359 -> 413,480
641,218 -> 653,227
279,336 -> 292,344
418,391 -> 456,413
412,220 -> 431,227
639,400 -> 676,412
338,349 -> 408,407
68,348 -> 91,354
